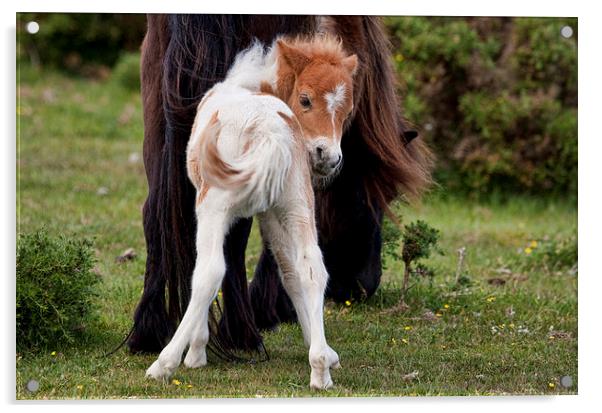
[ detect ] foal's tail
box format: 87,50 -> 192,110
197,110 -> 293,209
199,111 -> 252,190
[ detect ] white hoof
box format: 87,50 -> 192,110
309,346 -> 339,390
183,347 -> 207,369
145,359 -> 175,382
310,372 -> 334,390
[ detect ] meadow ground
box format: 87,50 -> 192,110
16,67 -> 577,398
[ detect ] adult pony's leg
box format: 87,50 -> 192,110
315,163 -> 384,302
147,196 -> 231,379
249,247 -> 297,330
216,217 -> 264,352
128,15 -> 175,353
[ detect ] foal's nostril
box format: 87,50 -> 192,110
316,146 -> 324,160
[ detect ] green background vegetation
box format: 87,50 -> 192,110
16,14 -> 577,398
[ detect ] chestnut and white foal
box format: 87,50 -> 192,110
145,36 -> 357,390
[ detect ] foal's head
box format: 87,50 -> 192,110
274,36 -> 358,179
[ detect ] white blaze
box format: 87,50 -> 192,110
324,83 -> 346,139
324,83 -> 347,115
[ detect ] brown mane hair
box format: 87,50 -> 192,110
332,17 -> 433,213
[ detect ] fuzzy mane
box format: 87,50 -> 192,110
282,34 -> 349,64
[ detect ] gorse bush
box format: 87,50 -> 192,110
384,219 -> 441,311
17,230 -> 100,351
386,17 -> 577,197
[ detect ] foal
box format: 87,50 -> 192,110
145,35 -> 357,389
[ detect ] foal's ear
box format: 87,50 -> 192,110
277,40 -> 310,75
342,54 -> 358,76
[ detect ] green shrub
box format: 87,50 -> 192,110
386,17 -> 577,197
388,220 -> 441,311
112,52 -> 141,91
17,13 -> 146,73
17,230 -> 100,351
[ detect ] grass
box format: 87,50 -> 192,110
16,65 -> 577,399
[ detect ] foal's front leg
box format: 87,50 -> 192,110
146,204 -> 230,381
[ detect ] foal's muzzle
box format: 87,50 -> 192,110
311,143 -> 343,177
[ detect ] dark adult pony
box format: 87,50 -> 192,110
128,14 -> 432,354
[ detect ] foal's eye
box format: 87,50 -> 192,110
299,94 -> 312,109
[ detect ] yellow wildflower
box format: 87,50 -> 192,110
345,300 -> 352,307
76,385 -> 83,391
524,247 -> 533,255
509,323 -> 515,329
172,379 -> 181,386
395,54 -> 404,62
401,338 -> 409,345
486,296 -> 496,303
404,326 -> 412,331
530,240 -> 538,248
548,382 -> 556,389
187,384 -> 193,389
218,291 -> 223,297
443,304 -> 450,309
435,312 -> 443,317
50,351 -> 57,356
391,338 -> 396,345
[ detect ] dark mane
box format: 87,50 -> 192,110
331,17 -> 433,212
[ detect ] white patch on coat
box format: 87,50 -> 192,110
324,83 -> 346,139
324,83 -> 347,115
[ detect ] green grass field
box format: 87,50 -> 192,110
16,66 -> 577,399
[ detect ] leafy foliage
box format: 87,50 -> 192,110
386,17 -> 577,197
401,220 -> 441,266
17,230 -> 100,350
388,220 -> 441,310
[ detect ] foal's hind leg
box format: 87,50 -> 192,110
146,197 -> 230,380
259,211 -> 340,389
